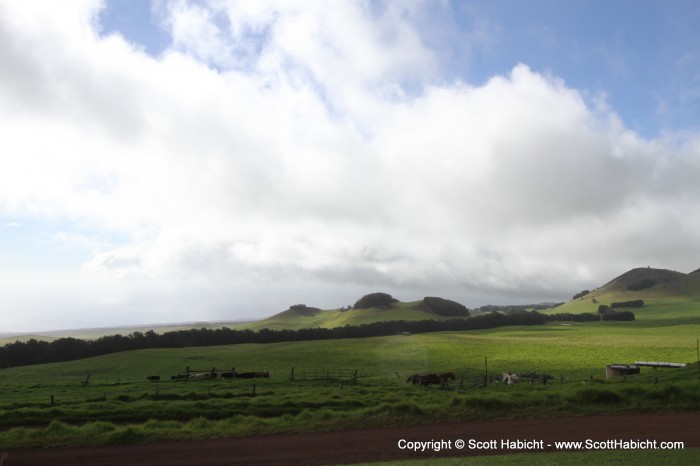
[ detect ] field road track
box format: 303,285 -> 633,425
4,412 -> 700,465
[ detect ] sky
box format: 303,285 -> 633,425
1,0 -> 700,333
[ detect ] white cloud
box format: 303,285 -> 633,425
1,0 -> 700,331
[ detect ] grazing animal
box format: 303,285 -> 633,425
220,371 -> 234,379
188,373 -> 210,380
254,371 -> 270,378
170,374 -> 187,381
438,372 -> 456,388
234,371 -> 256,379
406,373 -> 421,385
502,372 -> 518,385
419,373 -> 441,387
147,375 -> 160,381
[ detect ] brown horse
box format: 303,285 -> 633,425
406,373 -> 421,385
438,372 -> 456,388
418,373 -> 440,387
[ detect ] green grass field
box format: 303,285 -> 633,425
1,269 -> 699,464
1,315 -> 699,451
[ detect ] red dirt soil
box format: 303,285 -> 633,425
4,412 -> 699,465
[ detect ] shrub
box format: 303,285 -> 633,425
610,299 -> 644,308
353,293 -> 398,309
601,310 -> 635,321
572,388 -> 621,404
422,297 -> 470,317
597,305 -> 613,315
573,290 -> 590,300
287,304 -> 320,316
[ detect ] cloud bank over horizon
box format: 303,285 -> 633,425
2,1 -> 700,332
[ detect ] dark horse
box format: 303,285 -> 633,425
406,373 -> 421,385
438,372 -> 456,388
418,373 -> 441,387
407,373 -> 451,387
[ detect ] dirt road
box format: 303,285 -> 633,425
4,412 -> 699,465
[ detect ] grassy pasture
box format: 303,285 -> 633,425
1,316 -> 699,451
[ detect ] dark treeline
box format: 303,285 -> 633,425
0,311 -> 547,369
543,310 -> 636,322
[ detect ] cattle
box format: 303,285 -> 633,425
255,371 -> 270,378
220,371 -> 234,379
187,373 -> 211,380
147,375 -> 160,381
170,374 -> 187,381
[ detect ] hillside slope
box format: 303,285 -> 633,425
239,300 -> 467,331
552,267 -> 700,318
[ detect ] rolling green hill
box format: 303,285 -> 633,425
239,300 -> 465,331
550,267 -> 700,320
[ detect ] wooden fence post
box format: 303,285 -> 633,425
252,384 -> 256,396
50,395 -> 55,406
290,367 -> 295,380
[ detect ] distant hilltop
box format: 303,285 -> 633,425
571,267 -> 700,302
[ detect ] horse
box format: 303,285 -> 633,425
418,373 -> 441,387
502,372 -> 518,385
405,373 -> 421,385
438,372 -> 455,388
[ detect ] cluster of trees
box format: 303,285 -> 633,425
476,303 -> 563,313
543,306 -> 636,323
286,304 -> 322,316
353,292 -> 399,309
542,312 -> 602,322
421,297 -> 470,317
610,299 -> 644,308
0,311 -> 548,369
597,305 -> 636,321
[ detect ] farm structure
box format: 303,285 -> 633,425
635,361 -> 686,369
605,364 -> 640,379
606,361 -> 687,379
